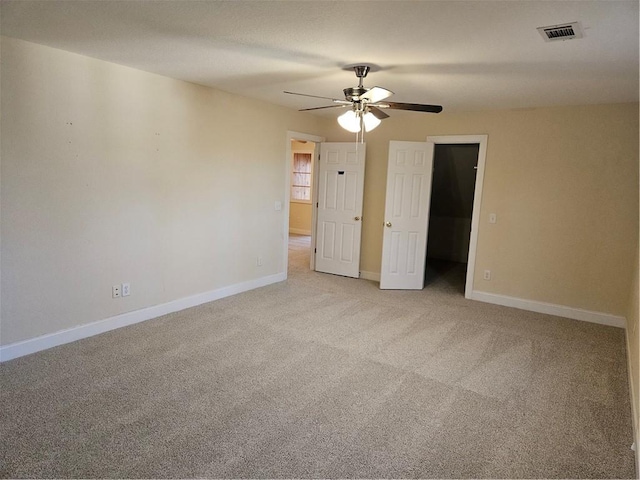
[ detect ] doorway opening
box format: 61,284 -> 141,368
284,131 -> 324,277
424,144 -> 479,295
289,140 -> 315,236
426,134 -> 488,298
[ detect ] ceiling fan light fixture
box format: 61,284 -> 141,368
363,111 -> 381,132
286,64 -> 443,137
338,110 -> 361,132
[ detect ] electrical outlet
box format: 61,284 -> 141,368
489,213 -> 497,224
122,283 -> 130,297
112,285 -> 121,298
483,270 -> 491,281
257,256 -> 263,267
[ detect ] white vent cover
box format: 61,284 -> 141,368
537,22 -> 583,42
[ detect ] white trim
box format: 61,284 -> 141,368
360,271 -> 625,328
289,228 -> 311,236
360,270 -> 381,282
625,325 -> 640,479
426,135 -> 488,300
0,272 -> 286,363
468,290 -> 626,328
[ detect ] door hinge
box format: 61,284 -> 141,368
314,248 -> 317,253
316,202 -> 319,208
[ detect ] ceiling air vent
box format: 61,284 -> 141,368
537,22 -> 583,42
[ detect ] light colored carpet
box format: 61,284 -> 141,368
0,234 -> 635,478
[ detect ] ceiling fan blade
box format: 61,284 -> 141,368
368,106 -> 389,120
360,86 -> 393,103
380,102 -> 443,113
299,105 -> 348,112
284,91 -> 350,104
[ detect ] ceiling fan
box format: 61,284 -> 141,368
284,64 -> 442,135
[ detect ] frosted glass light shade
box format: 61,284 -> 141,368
337,110 -> 361,132
363,112 -> 381,132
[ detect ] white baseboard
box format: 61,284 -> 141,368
0,272 -> 286,363
289,228 -> 311,235
468,290 -> 626,328
356,275 -> 625,328
360,270 -> 381,282
625,326 -> 640,479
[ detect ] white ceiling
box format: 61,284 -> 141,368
1,0 -> 638,115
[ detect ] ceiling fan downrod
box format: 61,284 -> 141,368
353,65 -> 370,84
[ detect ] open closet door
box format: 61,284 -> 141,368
314,142 -> 366,278
380,141 -> 435,289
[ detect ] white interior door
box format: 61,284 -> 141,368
380,141 -> 435,289
315,142 -> 366,278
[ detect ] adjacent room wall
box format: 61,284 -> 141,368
289,200 -> 313,235
0,36 -> 329,346
326,103 -> 639,318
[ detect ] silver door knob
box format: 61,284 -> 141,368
385,221 -> 392,227
354,216 -> 361,221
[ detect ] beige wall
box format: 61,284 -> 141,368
0,37 -> 329,345
326,104 -> 639,317
289,140 -> 315,234
289,202 -> 312,234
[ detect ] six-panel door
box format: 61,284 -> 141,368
315,143 -> 366,278
380,141 -> 435,289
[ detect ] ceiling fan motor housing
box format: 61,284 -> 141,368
343,86 -> 369,103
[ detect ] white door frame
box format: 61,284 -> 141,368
285,131 -> 325,277
426,135 -> 488,298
